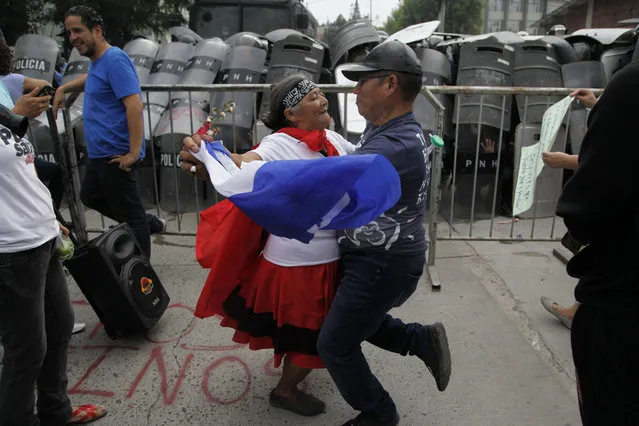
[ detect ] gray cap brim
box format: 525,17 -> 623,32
341,63 -> 382,81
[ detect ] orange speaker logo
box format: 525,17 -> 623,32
140,277 -> 154,295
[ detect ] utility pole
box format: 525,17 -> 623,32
438,0 -> 446,32
370,0 -> 373,23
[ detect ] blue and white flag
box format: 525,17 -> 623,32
193,141 -> 401,243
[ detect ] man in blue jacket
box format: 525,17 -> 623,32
317,40 -> 451,426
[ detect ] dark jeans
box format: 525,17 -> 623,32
35,159 -> 65,211
81,159 -> 151,258
0,239 -> 74,426
317,251 -> 427,420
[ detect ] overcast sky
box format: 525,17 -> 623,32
306,0 -> 401,27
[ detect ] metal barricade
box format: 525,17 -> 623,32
54,84 -> 603,291
424,85 -> 604,289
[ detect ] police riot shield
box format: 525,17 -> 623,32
123,38 -> 160,84
225,32 -> 270,49
23,45 -> 89,182
211,42 -> 268,153
259,33 -> 325,117
388,21 -> 440,45
123,39 -> 160,207
171,38 -> 230,108
535,35 -> 577,65
454,38 -> 515,130
444,37 -> 515,220
513,39 -> 563,123
600,45 -> 634,83
413,47 -> 452,136
561,61 -> 606,154
513,123 -> 566,218
169,26 -> 203,45
12,34 -> 59,83
329,19 -> 381,68
13,35 -> 61,166
334,64 -> 364,143
60,48 -> 90,179
264,29 -> 306,43
439,122 -> 509,220
156,38 -> 231,213
566,28 -> 635,49
144,42 -> 194,135
137,42 -> 193,207
60,48 -> 91,116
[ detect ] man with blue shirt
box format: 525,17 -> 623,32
316,40 -> 452,426
53,6 -> 163,257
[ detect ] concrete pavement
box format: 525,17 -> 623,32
59,212 -> 581,425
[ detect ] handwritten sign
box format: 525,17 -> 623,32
513,95 -> 573,216
537,95 -> 573,170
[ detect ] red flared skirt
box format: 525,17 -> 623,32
219,255 -> 339,369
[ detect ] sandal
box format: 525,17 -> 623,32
67,404 -> 108,424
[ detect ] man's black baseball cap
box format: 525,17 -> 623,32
342,39 -> 422,81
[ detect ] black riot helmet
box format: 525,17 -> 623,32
341,39 -> 422,81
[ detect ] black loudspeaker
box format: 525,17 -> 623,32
65,223 -> 170,339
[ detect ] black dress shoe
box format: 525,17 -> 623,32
341,411 -> 400,426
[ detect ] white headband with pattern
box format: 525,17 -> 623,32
282,79 -> 317,109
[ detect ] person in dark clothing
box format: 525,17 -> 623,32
316,40 -> 451,426
556,60 -> 639,425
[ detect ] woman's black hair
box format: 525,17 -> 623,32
0,40 -> 12,75
262,75 -> 307,131
65,5 -> 106,36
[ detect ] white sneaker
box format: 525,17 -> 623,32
72,323 -> 86,334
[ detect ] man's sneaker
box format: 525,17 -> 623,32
411,322 -> 451,392
341,411 -> 400,426
148,216 -> 167,235
72,323 -> 86,334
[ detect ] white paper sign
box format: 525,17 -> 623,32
512,95 -> 573,216
537,95 -> 573,170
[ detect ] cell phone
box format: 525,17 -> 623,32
38,85 -> 55,97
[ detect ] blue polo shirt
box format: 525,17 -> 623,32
338,112 -> 430,255
83,47 -> 145,159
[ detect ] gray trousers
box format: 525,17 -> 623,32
0,238 -> 74,426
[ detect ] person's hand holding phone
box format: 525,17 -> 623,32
12,87 -> 51,118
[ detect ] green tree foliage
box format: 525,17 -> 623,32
445,0 -> 485,34
1,0 -> 53,45
384,0 -> 442,35
322,14 -> 348,45
53,0 -> 190,47
384,0 -> 485,36
351,0 -> 362,20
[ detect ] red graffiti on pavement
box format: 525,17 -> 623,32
202,356 -> 252,405
68,299 -> 268,405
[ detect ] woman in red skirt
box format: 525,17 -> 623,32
182,75 -> 355,416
